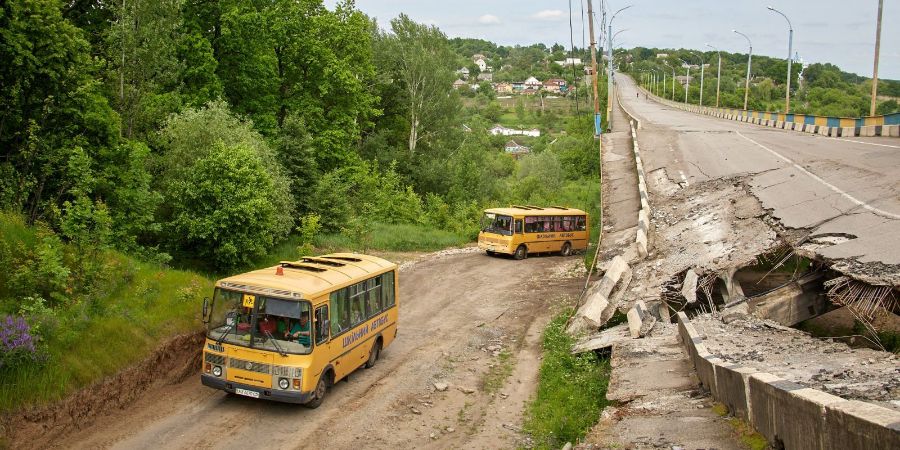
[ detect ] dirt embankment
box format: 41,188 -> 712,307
3,331 -> 205,445
5,249 -> 586,449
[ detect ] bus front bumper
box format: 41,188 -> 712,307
201,373 -> 314,404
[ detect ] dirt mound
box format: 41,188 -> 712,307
3,330 -> 205,447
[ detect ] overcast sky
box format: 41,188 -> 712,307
326,0 -> 898,80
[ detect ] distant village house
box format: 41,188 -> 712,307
490,125 -> 540,137
504,140 -> 531,159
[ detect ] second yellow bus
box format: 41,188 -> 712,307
477,206 -> 589,259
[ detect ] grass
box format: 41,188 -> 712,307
316,222 -> 471,253
522,309 -> 612,449
711,402 -> 769,450
0,212 -> 212,412
482,349 -> 515,393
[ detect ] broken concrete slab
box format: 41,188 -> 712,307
681,269 -> 699,304
626,300 -> 656,338
567,256 -> 632,334
572,323 -> 630,353
747,281 -> 830,326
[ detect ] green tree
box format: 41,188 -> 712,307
375,14 -> 459,154
104,0 -> 184,138
0,0 -> 120,223
155,101 -> 294,240
169,142 -> 283,270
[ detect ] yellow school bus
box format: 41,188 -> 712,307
200,253 -> 398,407
477,206 -> 589,259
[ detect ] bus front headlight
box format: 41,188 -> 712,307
278,378 -> 290,390
212,365 -> 223,377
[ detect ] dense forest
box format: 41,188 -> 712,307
623,46 -> 900,117
0,0 -> 601,404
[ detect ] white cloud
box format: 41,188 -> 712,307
478,14 -> 500,25
532,10 -> 564,20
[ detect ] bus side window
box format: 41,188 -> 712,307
576,216 -> 586,231
350,282 -> 366,326
315,305 -> 329,344
515,219 -> 523,234
369,277 -> 383,316
382,272 -> 395,308
330,289 -> 350,335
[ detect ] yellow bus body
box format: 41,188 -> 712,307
200,253 -> 398,406
477,206 -> 589,258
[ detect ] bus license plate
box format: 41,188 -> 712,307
235,388 -> 259,398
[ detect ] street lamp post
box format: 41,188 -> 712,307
706,43 -> 722,108
607,5 -> 633,128
658,71 -> 663,96
870,0 -> 884,116
734,29 -> 753,111
691,52 -> 705,107
767,6 -> 793,113
663,61 -> 675,100
679,59 -> 690,104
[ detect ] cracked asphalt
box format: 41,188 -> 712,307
618,75 -> 900,285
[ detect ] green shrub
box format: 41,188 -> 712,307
169,142 -> 287,270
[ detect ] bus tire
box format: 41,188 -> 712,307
305,373 -> 329,409
560,242 -> 572,257
514,245 -> 528,260
365,338 -> 382,369
486,250 -> 495,256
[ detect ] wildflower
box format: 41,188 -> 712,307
0,315 -> 42,369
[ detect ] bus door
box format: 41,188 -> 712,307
311,304 -> 331,383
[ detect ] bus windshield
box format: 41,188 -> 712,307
208,288 -> 312,355
481,213 -> 513,236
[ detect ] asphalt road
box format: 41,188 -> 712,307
616,75 -> 900,283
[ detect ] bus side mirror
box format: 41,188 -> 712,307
202,297 -> 210,323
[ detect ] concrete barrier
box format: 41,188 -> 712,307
885,124 -> 900,137
842,126 -> 856,137
713,364 -> 760,422
826,400 -> 900,449
618,88 -> 652,259
675,312 -> 900,449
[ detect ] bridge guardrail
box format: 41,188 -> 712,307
634,82 -> 900,138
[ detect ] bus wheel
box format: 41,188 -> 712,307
486,250 -> 495,256
514,245 -> 528,260
561,242 -> 572,257
305,375 -> 328,409
365,339 -> 382,369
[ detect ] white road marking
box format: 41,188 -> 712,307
817,136 -> 900,149
736,132 -> 900,220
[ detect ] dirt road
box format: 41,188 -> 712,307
13,249 -> 586,449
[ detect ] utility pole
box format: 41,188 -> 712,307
870,0 -> 883,116
587,0 -> 601,136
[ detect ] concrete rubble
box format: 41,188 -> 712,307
691,313 -> 900,413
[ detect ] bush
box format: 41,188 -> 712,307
156,101 -> 295,243
169,142 -> 288,270
7,234 -> 70,306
